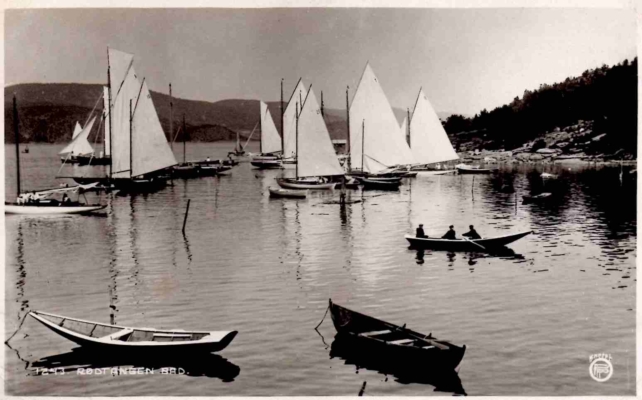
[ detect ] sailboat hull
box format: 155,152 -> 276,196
276,178 -> 336,190
5,203 -> 106,215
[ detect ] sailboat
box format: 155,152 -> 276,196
5,96 -> 106,215
276,87 -> 343,190
348,63 -> 415,178
281,79 -> 308,166
250,101 -> 283,169
73,48 -> 177,192
407,88 -> 459,175
75,87 -> 112,166
172,115 -> 201,178
59,117 -> 97,164
228,125 -> 256,158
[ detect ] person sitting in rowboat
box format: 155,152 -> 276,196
416,224 -> 427,238
462,225 -> 481,240
442,225 -> 456,239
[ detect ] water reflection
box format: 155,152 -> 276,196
329,334 -> 466,395
30,347 -> 240,381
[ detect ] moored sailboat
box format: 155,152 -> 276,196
6,95 -> 106,215
276,87 -> 343,190
281,79 -> 308,167
251,101 -> 283,169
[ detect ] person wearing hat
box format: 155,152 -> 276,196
442,225 -> 457,239
463,225 -> 481,240
416,224 -> 427,238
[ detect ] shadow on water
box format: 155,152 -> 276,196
29,347 -> 241,381
413,247 -> 524,265
328,333 -> 466,396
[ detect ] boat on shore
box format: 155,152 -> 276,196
328,300 -> 466,372
29,311 -> 237,353
268,187 -> 308,198
455,164 -> 493,174
405,230 -> 532,252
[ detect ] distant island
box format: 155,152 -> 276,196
5,57 -> 636,161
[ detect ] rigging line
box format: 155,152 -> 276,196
313,304 -> 330,330
243,122 -> 259,149
132,78 -> 146,117
364,154 -> 389,168
84,90 -> 103,128
171,126 -> 183,145
5,312 -> 29,345
113,57 -> 135,100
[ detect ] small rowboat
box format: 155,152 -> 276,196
268,187 -> 308,199
276,178 -> 336,190
415,169 -> 457,177
359,177 -> 401,190
29,311 -> 237,353
328,300 -> 466,371
455,164 -> 493,174
522,192 -> 552,204
405,230 -> 532,252
5,203 -> 106,215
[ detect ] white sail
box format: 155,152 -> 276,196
59,117 -> 96,156
110,63 -> 141,179
72,122 -> 82,139
131,80 -> 177,177
400,116 -> 408,142
108,48 -> 134,97
349,63 -> 415,172
409,88 -> 458,164
283,79 -> 307,160
297,88 -> 344,178
103,86 -> 111,156
260,101 -> 281,154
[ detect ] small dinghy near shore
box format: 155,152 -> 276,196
405,231 -> 532,252
29,311 -> 237,353
328,300 -> 466,371
269,187 -> 308,199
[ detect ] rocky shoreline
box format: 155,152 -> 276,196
456,120 -> 637,166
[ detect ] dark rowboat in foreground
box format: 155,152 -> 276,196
405,230 -> 532,252
358,177 -> 402,190
29,311 -> 237,353
522,193 -> 552,204
328,300 -> 466,372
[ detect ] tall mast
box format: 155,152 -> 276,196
295,101 -> 299,179
361,119 -> 365,173
280,78 -> 284,155
182,114 -> 186,164
260,103 -> 263,154
107,48 -> 113,179
346,86 -> 350,171
13,95 -> 21,197
129,99 -> 133,177
407,108 -> 411,147
169,83 -> 173,152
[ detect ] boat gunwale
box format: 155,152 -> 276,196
404,230 -> 532,245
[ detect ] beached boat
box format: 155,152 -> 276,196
7,96 -> 106,215
29,310 -> 237,353
251,101 -> 283,169
276,87 -> 344,190
268,187 -> 308,198
455,164 -> 493,174
328,300 -> 466,372
405,230 -> 532,251
522,192 -> 553,204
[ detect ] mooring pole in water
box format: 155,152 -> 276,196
471,175 -> 475,202
182,199 -> 191,235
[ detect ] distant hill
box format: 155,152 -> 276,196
5,83 -> 454,144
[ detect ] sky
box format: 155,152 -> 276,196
4,6 -> 637,116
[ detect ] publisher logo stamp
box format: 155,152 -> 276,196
589,354 -> 613,382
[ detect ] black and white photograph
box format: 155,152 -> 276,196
2,2 -> 638,397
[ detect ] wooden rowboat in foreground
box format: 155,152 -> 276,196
405,230 -> 532,252
29,311 -> 237,353
328,300 -> 466,372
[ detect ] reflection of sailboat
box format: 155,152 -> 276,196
276,88 -> 344,190
74,48 -> 177,193
5,96 -> 106,215
407,88 -> 459,174
348,63 -> 415,176
250,101 -> 283,169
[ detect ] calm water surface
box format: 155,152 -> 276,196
4,143 -> 637,396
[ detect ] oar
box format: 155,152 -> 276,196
463,236 -> 486,251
